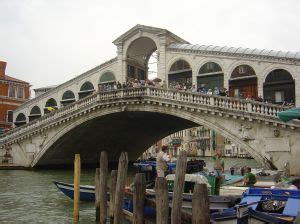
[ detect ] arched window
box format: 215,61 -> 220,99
79,81 -> 95,99
198,62 -> 223,91
44,98 -> 58,114
264,69 -> 295,104
61,90 -> 75,106
170,60 -> 191,72
168,60 -> 192,89
29,106 -> 41,122
99,72 -> 116,91
229,65 -> 257,99
15,113 -> 26,127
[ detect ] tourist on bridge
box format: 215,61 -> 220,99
243,167 -> 257,186
156,145 -> 171,177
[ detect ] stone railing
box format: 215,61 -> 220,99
0,87 -> 292,144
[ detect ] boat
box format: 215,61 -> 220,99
211,187 -> 300,223
53,181 -> 95,201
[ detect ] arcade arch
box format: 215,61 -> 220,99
79,81 -> 95,99
197,62 -> 224,91
98,72 -> 116,91
44,98 -> 58,114
61,90 -> 75,106
29,106 -> 42,122
229,65 -> 257,99
15,113 -> 26,127
168,59 -> 192,89
263,69 -> 295,104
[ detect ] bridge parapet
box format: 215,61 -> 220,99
0,87 -> 298,147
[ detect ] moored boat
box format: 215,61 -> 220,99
211,187 -> 300,223
53,181 -> 95,201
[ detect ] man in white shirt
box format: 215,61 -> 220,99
156,145 -> 171,177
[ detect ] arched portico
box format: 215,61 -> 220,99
125,37 -> 157,82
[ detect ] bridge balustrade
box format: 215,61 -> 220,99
0,87 -> 291,143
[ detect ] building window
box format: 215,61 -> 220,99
7,111 -> 13,122
8,86 -> 16,98
17,87 -> 24,98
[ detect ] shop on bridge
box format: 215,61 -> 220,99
263,69 -> 295,104
168,60 -> 192,89
197,62 -> 224,91
229,65 -> 258,99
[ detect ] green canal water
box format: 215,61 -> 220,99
0,157 -> 259,223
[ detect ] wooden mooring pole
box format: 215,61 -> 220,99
133,173 -> 146,224
73,154 -> 81,222
99,151 -> 108,224
110,170 -> 118,223
192,183 -> 210,224
171,150 -> 187,224
113,152 -> 128,224
95,168 -> 101,221
155,177 -> 169,224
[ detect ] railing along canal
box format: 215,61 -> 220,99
0,87 -> 289,143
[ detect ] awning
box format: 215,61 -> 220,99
277,107 -> 300,122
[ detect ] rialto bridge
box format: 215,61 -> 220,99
1,25 -> 300,174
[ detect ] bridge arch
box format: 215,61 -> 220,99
125,36 -> 158,82
229,64 -> 258,99
32,103 -> 270,167
61,90 -> 76,106
29,106 -> 42,122
197,61 -> 224,91
14,113 -> 26,127
79,81 -> 95,99
167,59 -> 193,89
263,69 -> 295,104
98,71 -> 116,91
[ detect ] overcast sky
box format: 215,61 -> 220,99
1,0 -> 300,91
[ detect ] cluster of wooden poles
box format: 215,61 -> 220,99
73,151 -> 210,224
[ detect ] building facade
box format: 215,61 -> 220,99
0,61 -> 30,133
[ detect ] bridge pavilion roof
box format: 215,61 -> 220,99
168,43 -> 300,61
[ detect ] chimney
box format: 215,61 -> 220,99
0,61 -> 7,77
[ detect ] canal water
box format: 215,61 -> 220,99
0,157 -> 258,223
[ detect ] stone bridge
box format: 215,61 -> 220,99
1,87 -> 300,174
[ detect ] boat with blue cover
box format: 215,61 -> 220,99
211,187 -> 300,223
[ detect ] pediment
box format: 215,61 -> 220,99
113,24 -> 189,46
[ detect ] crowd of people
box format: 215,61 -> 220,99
99,79 -> 294,107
